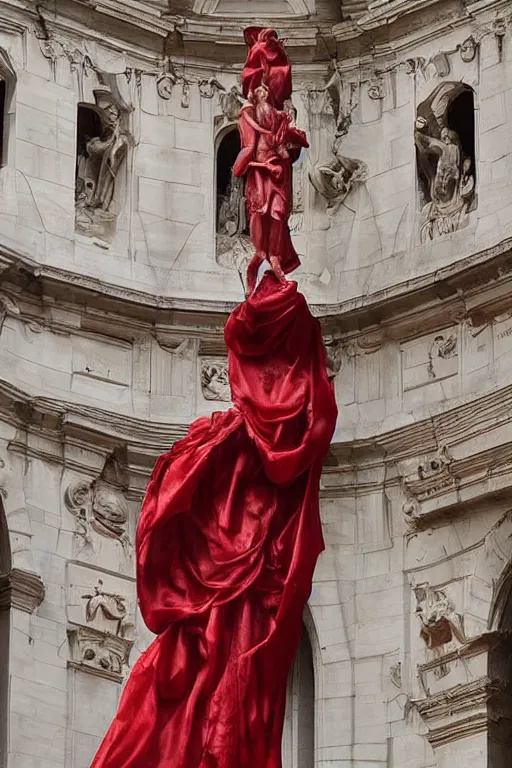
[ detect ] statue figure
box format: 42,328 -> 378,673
309,136 -> 368,213
217,174 -> 247,237
218,85 -> 244,122
233,28 -> 309,294
415,116 -> 475,242
75,88 -> 132,242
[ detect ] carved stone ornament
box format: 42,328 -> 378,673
459,36 -> 477,63
427,334 -> 457,378
75,79 -> 133,243
201,359 -> 231,402
415,82 -> 477,242
0,568 -> 45,613
217,86 -> 244,124
198,77 -> 225,99
414,583 -> 467,650
68,625 -> 133,683
82,579 -> 128,635
309,144 -> 368,213
156,71 -> 177,99
64,454 -> 130,547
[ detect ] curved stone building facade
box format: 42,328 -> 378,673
0,0 -> 511,766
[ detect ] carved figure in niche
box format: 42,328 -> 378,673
415,82 -> 476,242
233,28 -> 309,294
216,128 -> 251,274
218,175 -> 247,238
75,86 -> 132,242
82,579 -> 127,635
309,136 -> 368,213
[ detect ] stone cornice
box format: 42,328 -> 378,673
0,568 -> 45,613
3,238 -> 512,352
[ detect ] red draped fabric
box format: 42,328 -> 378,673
91,274 -> 337,768
241,28 -> 292,110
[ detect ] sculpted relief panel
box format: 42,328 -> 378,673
75,77 -> 133,243
415,82 -> 477,242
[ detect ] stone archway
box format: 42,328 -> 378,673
282,623 -> 315,768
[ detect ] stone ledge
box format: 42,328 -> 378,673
0,568 -> 45,613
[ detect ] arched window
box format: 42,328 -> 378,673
415,82 -> 477,242
0,48 -> 16,168
216,127 -> 248,240
282,626 -> 315,767
488,577 -> 512,766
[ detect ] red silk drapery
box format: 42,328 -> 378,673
91,274 -> 337,768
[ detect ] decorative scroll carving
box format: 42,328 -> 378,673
201,359 -> 230,402
414,583 -> 467,650
64,452 -> 130,546
459,36 -> 477,63
0,568 -> 45,613
75,79 -> 133,242
415,82 -> 477,242
68,625 -> 133,683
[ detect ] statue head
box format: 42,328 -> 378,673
94,90 -> 122,128
252,84 -> 269,104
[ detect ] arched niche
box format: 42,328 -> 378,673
282,622 -> 315,768
215,125 -> 247,240
415,82 -> 477,242
0,47 -> 16,168
75,88 -> 131,243
0,497 -> 11,768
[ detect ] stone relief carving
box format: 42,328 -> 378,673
417,445 -> 452,481
415,82 -> 476,242
64,452 -> 131,549
217,175 -> 247,239
390,661 -> 402,688
201,359 -> 231,402
309,136 -> 368,214
308,69 -> 367,212
459,36 -> 477,63
427,333 -> 457,378
68,625 -> 133,683
217,85 -> 244,125
0,293 -> 20,335
414,583 -> 467,651
82,579 -> 128,635
324,339 -> 343,380
75,80 -> 133,243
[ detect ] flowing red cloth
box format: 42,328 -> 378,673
242,28 -> 292,110
91,274 -> 337,768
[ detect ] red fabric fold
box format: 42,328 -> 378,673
91,273 -> 337,768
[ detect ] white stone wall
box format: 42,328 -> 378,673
0,1 -> 512,767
